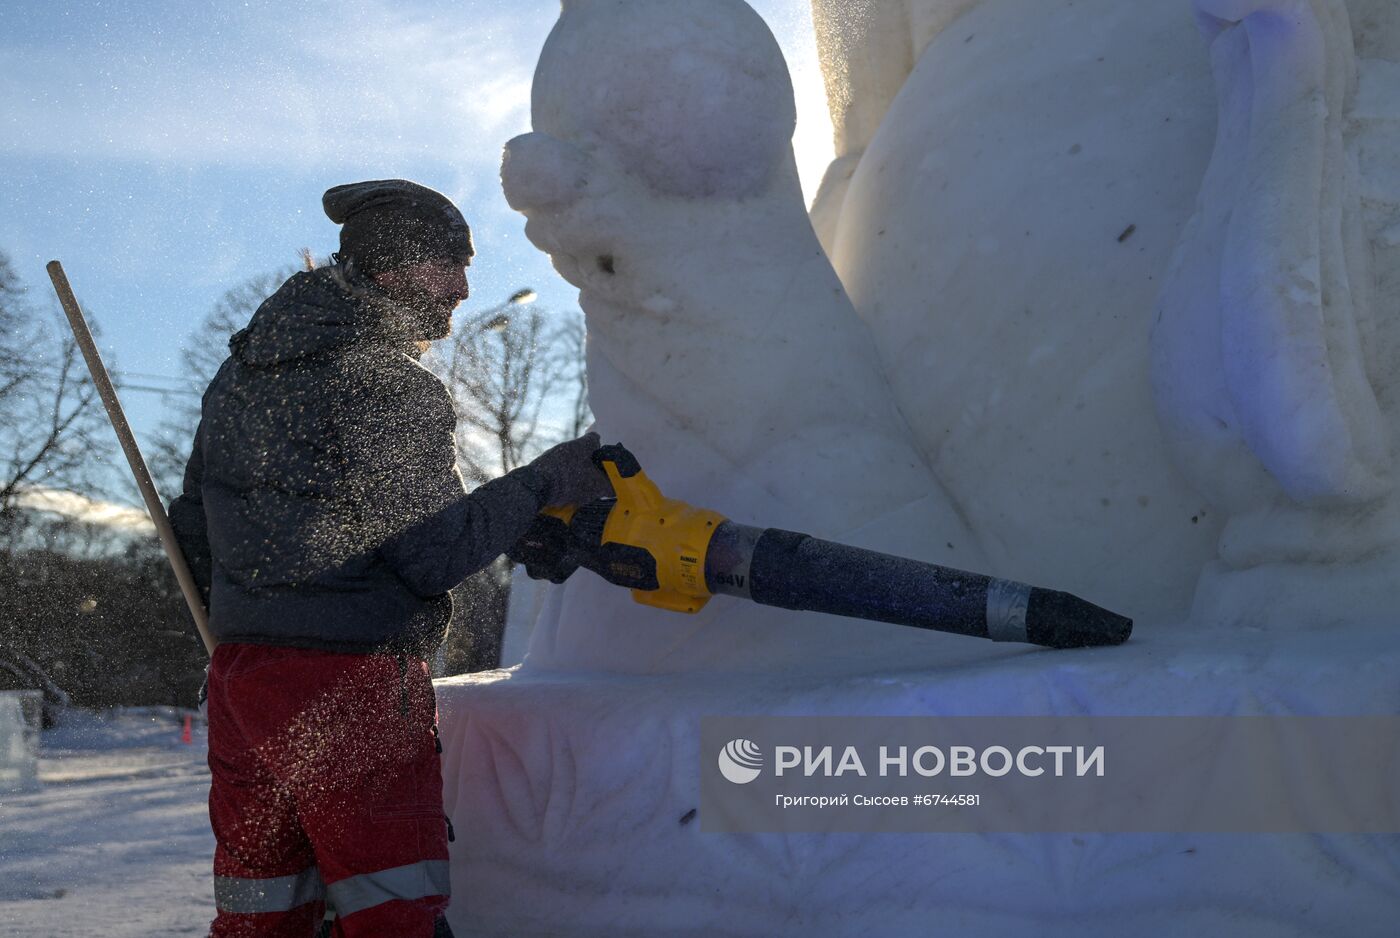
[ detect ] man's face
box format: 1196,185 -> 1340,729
372,258 -> 471,341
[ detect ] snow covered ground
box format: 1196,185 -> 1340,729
0,709 -> 215,937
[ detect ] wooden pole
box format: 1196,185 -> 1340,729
45,260 -> 216,656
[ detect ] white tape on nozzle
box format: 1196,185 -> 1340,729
985,578 -> 1031,643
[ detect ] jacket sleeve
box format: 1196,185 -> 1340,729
165,418 -> 214,608
341,362 -> 554,599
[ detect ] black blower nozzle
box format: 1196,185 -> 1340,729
704,523 -> 1132,649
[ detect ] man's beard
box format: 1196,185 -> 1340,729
414,302 -> 454,341
384,283 -> 455,340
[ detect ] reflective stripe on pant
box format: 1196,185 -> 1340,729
208,644 -> 450,938
215,866 -> 325,914
328,860 -> 451,918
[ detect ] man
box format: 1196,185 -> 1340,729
168,179 -> 610,937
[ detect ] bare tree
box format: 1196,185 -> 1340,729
0,251 -> 105,545
431,294 -> 595,672
549,309 -> 593,439
0,252 -> 205,708
441,293 -> 563,484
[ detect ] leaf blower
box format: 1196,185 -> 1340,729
508,444 -> 1133,649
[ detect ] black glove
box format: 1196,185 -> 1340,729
527,432 -> 614,508
509,514 -> 582,583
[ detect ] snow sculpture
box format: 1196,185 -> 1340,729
501,0 -> 998,675
0,692 -> 40,793
810,0 -> 1400,630
810,0 -> 1229,626
435,2 -> 1400,935
1153,0 -> 1400,627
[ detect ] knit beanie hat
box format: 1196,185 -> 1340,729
322,179 -> 474,275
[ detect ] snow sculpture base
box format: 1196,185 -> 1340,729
438,625 -> 1400,937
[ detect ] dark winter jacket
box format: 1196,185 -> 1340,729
166,263 -> 552,656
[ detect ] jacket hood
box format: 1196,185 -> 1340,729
229,265 -> 419,367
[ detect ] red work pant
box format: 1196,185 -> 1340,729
207,643 -> 450,937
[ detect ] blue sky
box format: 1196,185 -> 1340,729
0,0 -> 831,503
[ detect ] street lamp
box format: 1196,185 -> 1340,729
472,287 -> 537,334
